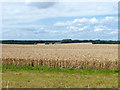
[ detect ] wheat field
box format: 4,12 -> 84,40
1,43 -> 118,70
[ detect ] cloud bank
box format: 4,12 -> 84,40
1,2 -> 118,40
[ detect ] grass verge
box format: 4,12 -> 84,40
2,63 -> 118,74
2,63 -> 118,88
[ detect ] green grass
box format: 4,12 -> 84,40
2,63 -> 118,74
2,63 -> 118,88
2,71 -> 118,88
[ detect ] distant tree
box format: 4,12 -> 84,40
52,42 -> 55,44
61,39 -> 73,43
45,42 -> 49,45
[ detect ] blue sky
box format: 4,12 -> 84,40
1,1 -> 118,40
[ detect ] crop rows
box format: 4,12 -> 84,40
2,57 -> 118,70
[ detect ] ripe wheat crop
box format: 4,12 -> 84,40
2,57 -> 118,70
1,43 -> 118,70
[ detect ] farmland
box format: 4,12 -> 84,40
1,43 -> 118,88
2,43 -> 118,70
2,43 -> 118,61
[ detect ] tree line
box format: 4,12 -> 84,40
0,39 -> 120,44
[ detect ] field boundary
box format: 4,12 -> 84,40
2,57 -> 118,71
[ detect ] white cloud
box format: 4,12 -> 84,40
2,2 -> 118,40
48,30 -> 61,33
2,2 -> 118,25
94,26 -> 107,31
54,18 -> 89,28
94,25 -> 117,34
72,17 -> 98,25
109,29 -> 118,34
66,26 -> 89,31
54,16 -> 117,28
94,28 -> 104,31
110,31 -> 117,34
80,26 -> 89,31
53,21 -> 71,27
73,18 -> 88,24
101,16 -> 117,25
89,18 -> 98,24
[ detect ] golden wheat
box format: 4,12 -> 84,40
2,57 -> 118,70
1,43 -> 118,70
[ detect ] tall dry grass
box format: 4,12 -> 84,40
2,57 -> 118,70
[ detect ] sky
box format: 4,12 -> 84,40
1,1 -> 118,40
